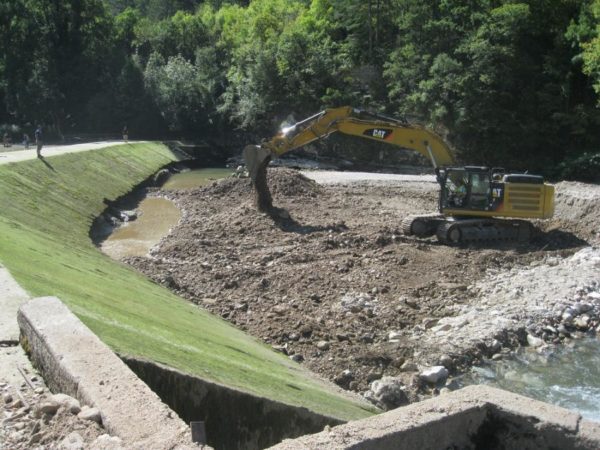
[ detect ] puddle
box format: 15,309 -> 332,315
100,197 -> 181,260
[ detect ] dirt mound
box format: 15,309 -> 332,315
197,168 -> 321,200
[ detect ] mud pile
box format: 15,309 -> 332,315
126,169 -> 597,406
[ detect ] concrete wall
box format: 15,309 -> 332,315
18,296 -> 206,450
124,357 -> 344,450
269,385 -> 600,450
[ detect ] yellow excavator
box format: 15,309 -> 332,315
243,106 -> 554,244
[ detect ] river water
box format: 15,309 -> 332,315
459,337 -> 600,422
100,168 -> 232,259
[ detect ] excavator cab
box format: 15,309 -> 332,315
439,167 -> 495,212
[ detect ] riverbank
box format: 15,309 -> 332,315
0,144 -> 375,430
126,168 -> 600,409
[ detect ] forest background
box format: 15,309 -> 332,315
1,0 -> 600,179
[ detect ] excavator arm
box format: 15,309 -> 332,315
243,106 -> 454,211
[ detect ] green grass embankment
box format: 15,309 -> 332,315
0,143 -> 376,420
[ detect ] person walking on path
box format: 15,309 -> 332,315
35,125 -> 43,157
23,133 -> 29,149
122,125 -> 128,142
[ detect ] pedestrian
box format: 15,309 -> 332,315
122,125 -> 128,142
35,125 -> 43,157
23,133 -> 29,149
3,132 -> 10,147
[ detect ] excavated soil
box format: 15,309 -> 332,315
126,169 -> 597,403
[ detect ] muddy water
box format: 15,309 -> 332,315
162,168 -> 233,190
101,198 -> 181,260
101,169 -> 232,260
461,338 -> 600,422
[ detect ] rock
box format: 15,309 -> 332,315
366,371 -> 383,383
527,334 -> 544,348
28,432 -> 43,446
316,341 -> 330,351
420,366 -> 449,384
38,399 -> 60,415
51,393 -> 81,414
370,376 -> 409,410
91,434 -> 124,450
334,370 -> 354,388
404,298 -> 418,308
439,354 -> 453,369
78,407 -> 102,424
440,387 -> 452,395
340,292 -> 373,312
492,353 -> 503,361
3,393 -> 13,403
400,361 -> 418,372
272,305 -> 288,316
423,318 -> 439,329
574,315 -> 590,329
388,331 -> 402,341
289,354 -> 304,363
34,387 -> 45,394
58,432 -> 85,450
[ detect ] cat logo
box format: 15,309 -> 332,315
364,128 -> 392,140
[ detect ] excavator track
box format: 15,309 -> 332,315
436,219 -> 533,245
401,214 -> 446,238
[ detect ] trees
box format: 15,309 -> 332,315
384,0 -> 600,171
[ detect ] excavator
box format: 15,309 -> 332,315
243,106 -> 554,244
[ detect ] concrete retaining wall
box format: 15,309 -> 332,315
18,296 -> 207,450
269,385 -> 600,450
124,357 -> 344,450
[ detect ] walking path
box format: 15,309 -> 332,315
0,140 -> 144,165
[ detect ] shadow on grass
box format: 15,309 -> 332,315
38,155 -> 56,172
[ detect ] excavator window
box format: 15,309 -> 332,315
442,169 -> 492,211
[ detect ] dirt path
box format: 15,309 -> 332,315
125,168 -> 599,408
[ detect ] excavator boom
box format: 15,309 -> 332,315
244,106 -> 453,188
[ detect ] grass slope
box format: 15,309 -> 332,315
0,143 -> 376,420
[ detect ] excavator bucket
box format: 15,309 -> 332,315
243,144 -> 273,212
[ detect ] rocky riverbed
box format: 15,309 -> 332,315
124,168 -> 600,410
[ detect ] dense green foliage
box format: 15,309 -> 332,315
1,1 -> 599,176
0,144 -> 376,420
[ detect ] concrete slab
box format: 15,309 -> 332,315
18,296 -> 208,450
268,385 -> 600,450
0,264 -> 30,343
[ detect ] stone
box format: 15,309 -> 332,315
492,353 -> 503,361
439,354 -> 453,369
370,376 -> 409,410
526,334 -> 544,348
440,387 -> 452,395
316,341 -> 330,351
78,407 -> 102,424
38,400 -> 60,415
388,331 -> 402,341
58,431 -> 85,450
289,354 -> 304,363
51,393 -> 81,414
574,315 -> 590,329
400,361 -> 418,372
420,366 -> 449,384
91,434 -> 124,450
3,393 -> 13,403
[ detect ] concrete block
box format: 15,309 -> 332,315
268,385 -> 600,450
18,296 -> 207,450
